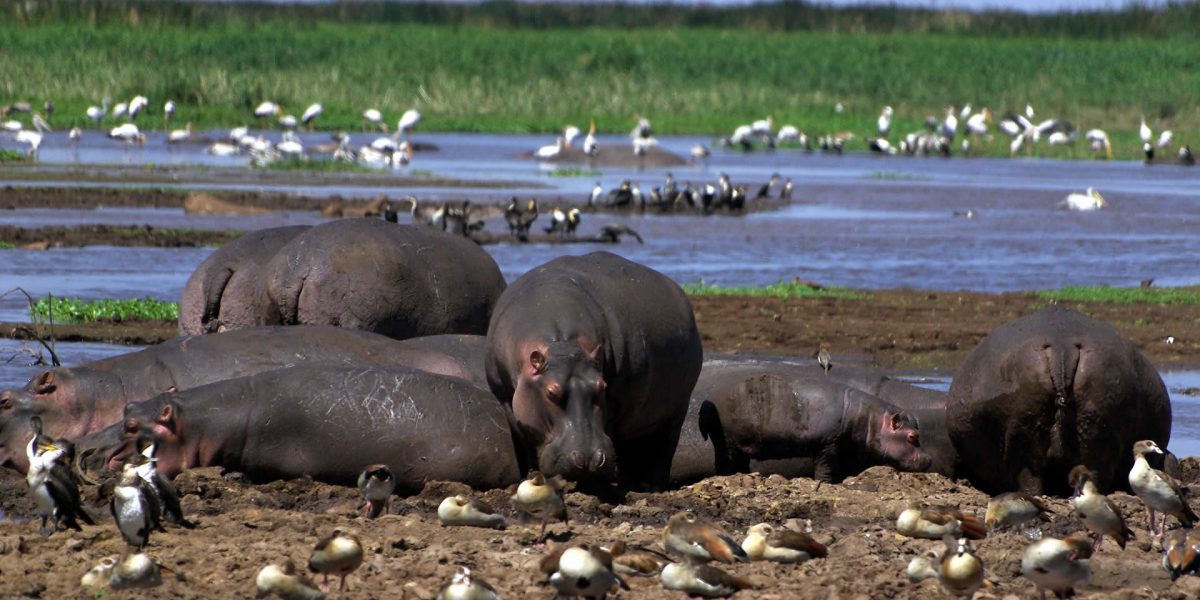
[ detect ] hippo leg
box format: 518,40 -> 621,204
814,445 -> 838,483
617,428 -> 684,492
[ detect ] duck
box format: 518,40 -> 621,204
510,470 -> 566,540
660,562 -> 752,598
438,494 -> 507,529
307,529 -> 364,592
437,566 -> 499,600
1021,533 -> 1092,600
541,542 -> 624,599
939,534 -> 986,598
1129,439 -> 1197,536
741,523 -> 827,563
1163,528 -> 1200,580
984,492 -> 1050,531
896,502 -> 987,540
1060,187 -> 1106,211
108,552 -> 165,590
601,541 -> 670,577
663,511 -> 748,564
256,560 -> 326,600
1068,465 -> 1133,551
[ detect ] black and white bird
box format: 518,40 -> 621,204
357,464 -> 395,519
25,416 -> 93,535
302,103 -> 323,131
111,462 -> 164,549
131,436 -> 194,528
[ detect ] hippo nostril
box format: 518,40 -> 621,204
590,450 -> 606,471
569,451 -> 585,469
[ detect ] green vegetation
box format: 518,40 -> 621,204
0,241 -> 15,250
0,149 -> 31,163
30,297 -> 180,323
550,167 -> 602,178
1,2 -> 1197,160
683,280 -> 868,300
1036,286 -> 1200,305
255,159 -> 372,173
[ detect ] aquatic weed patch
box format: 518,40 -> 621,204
30,297 -> 180,323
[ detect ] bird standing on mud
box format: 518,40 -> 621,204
511,470 -> 567,541
308,529 -> 364,592
1068,465 -> 1133,551
357,464 -> 395,519
26,416 -> 93,535
1021,532 -> 1092,600
111,462 -> 164,549
1129,439 -> 1196,537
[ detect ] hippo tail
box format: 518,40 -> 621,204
1041,340 -> 1082,484
199,266 -> 235,333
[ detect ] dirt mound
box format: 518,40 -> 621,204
183,192 -> 272,216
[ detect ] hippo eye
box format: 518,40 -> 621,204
545,381 -> 563,401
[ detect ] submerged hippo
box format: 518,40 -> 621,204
670,364 -> 932,484
947,306 -> 1171,495
99,365 -> 520,491
0,326 -> 483,473
178,225 -> 310,335
486,252 -> 702,491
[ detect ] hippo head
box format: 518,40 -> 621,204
0,372 -> 63,472
512,339 -> 617,484
870,410 -> 932,472
104,398 -> 186,479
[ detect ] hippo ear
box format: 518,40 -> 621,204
588,343 -> 604,363
32,371 -> 56,394
889,412 -> 904,431
157,403 -> 178,432
529,350 -> 547,375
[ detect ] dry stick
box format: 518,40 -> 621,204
0,287 -> 62,366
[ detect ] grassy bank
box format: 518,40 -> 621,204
1,13 -> 1198,160
1037,285 -> 1200,305
30,297 -> 179,323
683,281 -> 868,300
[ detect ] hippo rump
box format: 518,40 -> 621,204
396,334 -> 489,388
947,306 -> 1170,495
0,326 -> 485,473
179,225 -> 310,335
697,355 -> 956,476
98,365 -> 520,491
486,252 -> 703,491
669,364 -> 932,485
263,219 -> 506,339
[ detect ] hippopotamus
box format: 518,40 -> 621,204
396,334 -> 489,388
947,306 -> 1171,496
97,365 -> 520,491
179,225 -> 310,335
263,219 -> 506,339
669,364 -> 932,484
485,252 -> 703,491
0,326 -> 486,473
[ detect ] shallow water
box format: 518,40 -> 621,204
0,339 -> 135,390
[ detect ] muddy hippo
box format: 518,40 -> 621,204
179,225 -> 310,335
99,365 -> 519,491
485,252 -> 702,491
263,219 -> 506,339
396,334 -> 489,388
669,365 -> 932,484
0,326 -> 484,473
947,306 -> 1171,495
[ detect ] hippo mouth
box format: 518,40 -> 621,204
103,438 -> 137,472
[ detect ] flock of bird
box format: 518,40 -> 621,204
584,172 -> 792,214
22,396 -> 1200,599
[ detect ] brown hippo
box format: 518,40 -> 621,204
669,364 -> 932,484
947,306 -> 1170,495
178,225 -> 309,335
485,252 -> 702,491
0,326 -> 486,473
263,219 -> 506,339
396,334 -> 489,388
97,365 -> 520,491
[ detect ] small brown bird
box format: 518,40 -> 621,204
601,541 -> 670,577
1021,532 -> 1092,600
510,471 -> 567,541
815,342 -> 832,374
896,503 -> 987,540
1163,528 -> 1200,580
938,534 -> 985,598
984,492 -> 1050,531
1129,440 -> 1197,536
438,494 -> 507,529
663,511 -> 749,564
741,523 -> 828,563
437,566 -> 500,600
108,552 -> 165,590
256,559 -> 326,600
660,562 -> 753,598
1068,465 -> 1133,551
308,529 -> 364,592
539,541 -> 625,599
356,464 -> 395,519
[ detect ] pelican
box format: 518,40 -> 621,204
777,125 -> 800,143
31,113 -> 52,133
275,131 -> 304,156
87,98 -> 110,125
1085,129 -> 1112,159
1047,131 -> 1073,145
278,114 -> 298,130
301,103 -> 322,131
2,120 -> 22,132
229,125 -> 249,141
108,122 -> 146,143
534,137 -> 565,160
163,100 -> 176,126
1156,130 -> 1173,149
15,130 -> 42,157
167,123 -> 193,144
128,95 -> 148,120
206,142 -> 239,156
398,109 -> 421,139
751,115 -> 774,137
877,106 -> 893,138
633,135 -> 658,156
563,125 -> 581,148
1062,187 -> 1106,211
582,120 -> 597,156
361,108 -> 386,132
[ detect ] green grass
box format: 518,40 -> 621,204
550,167 -> 602,178
684,280 -> 868,300
0,241 -> 15,250
0,149 -> 31,163
1036,286 -> 1200,305
254,159 -> 372,173
30,297 -> 179,323
2,4 -> 1199,160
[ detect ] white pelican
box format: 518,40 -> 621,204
206,142 -> 239,156
563,125 -> 581,148
534,137 -> 565,160
31,113 -> 52,133
1061,187 -> 1106,211
1047,132 -> 1072,145
278,114 -> 298,130
631,113 -> 652,139
229,125 -> 249,141
1084,129 -> 1112,159
275,131 -> 304,156
128,95 -> 148,120
582,120 -> 597,156
301,103 -> 322,131
163,100 -> 176,126
632,135 -> 658,156
877,106 -> 893,138
2,120 -> 21,132
751,115 -> 774,137
398,109 -> 421,138
1139,118 -> 1152,145
111,102 -> 128,120
777,125 -> 800,143
167,123 -> 193,143
87,98 -> 110,125
357,145 -> 392,168
108,122 -> 145,143
370,135 -> 398,152
361,108 -> 386,132
15,130 -> 42,157
1156,130 -> 1173,149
